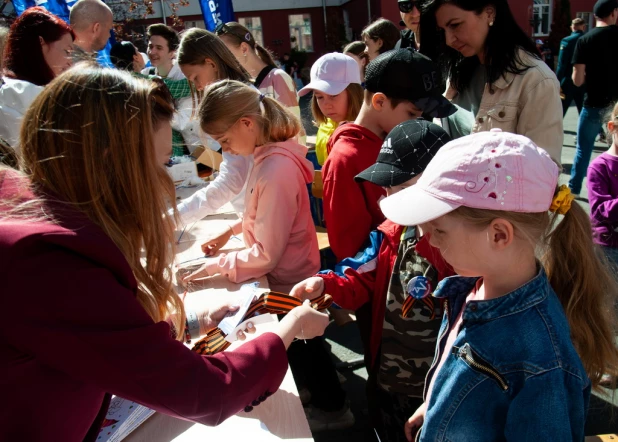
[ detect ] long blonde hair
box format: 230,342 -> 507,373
199,79 -> 300,144
452,195 -> 618,390
177,28 -> 251,83
13,65 -> 185,337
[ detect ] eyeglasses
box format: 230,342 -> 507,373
214,22 -> 252,43
398,1 -> 418,13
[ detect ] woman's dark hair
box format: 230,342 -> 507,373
216,21 -> 277,68
420,0 -> 540,93
110,41 -> 138,71
3,7 -> 75,86
361,18 -> 401,54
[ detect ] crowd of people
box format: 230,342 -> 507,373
0,0 -> 617,441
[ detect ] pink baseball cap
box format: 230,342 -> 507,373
298,52 -> 362,97
379,129 -> 560,226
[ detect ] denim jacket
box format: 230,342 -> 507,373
419,267 -> 590,442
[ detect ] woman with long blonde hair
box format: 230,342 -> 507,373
0,66 -> 328,441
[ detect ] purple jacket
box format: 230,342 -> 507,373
587,152 -> 618,248
0,171 -> 288,442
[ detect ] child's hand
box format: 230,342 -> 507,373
405,403 -> 426,441
289,277 -> 325,302
201,226 -> 234,256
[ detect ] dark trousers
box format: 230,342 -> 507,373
376,387 -> 424,442
561,82 -> 585,117
287,336 -> 347,411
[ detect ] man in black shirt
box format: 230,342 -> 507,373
569,0 -> 618,195
395,0 -> 420,50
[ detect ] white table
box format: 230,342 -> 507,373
126,193 -> 313,441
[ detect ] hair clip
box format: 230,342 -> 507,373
259,93 -> 265,102
245,32 -> 251,42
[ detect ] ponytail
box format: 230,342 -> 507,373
544,197 -> 618,389
255,43 -> 277,68
199,79 -> 300,144
453,193 -> 618,391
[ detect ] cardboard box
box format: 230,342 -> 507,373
193,146 -> 223,171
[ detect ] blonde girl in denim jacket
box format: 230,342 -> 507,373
380,129 -> 618,441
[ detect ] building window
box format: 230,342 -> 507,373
576,12 -> 594,30
184,20 -> 205,29
238,17 -> 263,47
289,14 -> 313,52
532,0 -> 552,36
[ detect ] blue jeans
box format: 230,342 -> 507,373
569,106 -> 605,194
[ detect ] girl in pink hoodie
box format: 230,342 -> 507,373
183,79 -> 320,292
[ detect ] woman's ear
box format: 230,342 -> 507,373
39,36 -> 45,47
376,38 -> 384,50
488,218 -> 514,250
608,120 -> 615,134
484,6 -> 496,25
205,58 -> 218,71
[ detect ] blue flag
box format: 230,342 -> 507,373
199,0 -> 235,32
12,0 -> 77,21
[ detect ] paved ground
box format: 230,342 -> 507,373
302,100 -> 618,441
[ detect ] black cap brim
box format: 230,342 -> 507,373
412,96 -> 457,119
355,162 -> 416,187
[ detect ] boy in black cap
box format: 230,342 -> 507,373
322,48 -> 456,263
293,120 -> 455,442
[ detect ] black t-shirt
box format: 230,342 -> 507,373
572,25 -> 618,108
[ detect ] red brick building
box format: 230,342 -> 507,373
130,0 -> 599,66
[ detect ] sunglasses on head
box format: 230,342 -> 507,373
398,1 -> 418,13
214,22 -> 252,43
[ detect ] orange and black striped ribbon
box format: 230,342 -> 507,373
401,295 -> 437,320
191,292 -> 333,355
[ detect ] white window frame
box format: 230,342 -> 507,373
239,17 -> 264,47
184,20 -> 205,29
288,14 -> 314,52
532,0 -> 553,37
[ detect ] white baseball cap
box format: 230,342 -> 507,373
298,52 -> 362,97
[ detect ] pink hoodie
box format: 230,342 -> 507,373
201,140 -> 320,292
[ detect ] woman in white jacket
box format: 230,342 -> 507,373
0,7 -> 74,153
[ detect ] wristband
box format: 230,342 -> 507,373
185,310 -> 200,343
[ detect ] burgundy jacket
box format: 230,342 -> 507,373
0,171 -> 288,442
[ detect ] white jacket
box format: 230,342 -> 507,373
0,78 -> 44,154
175,152 -> 253,224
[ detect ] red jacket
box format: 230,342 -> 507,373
320,220 -> 454,367
323,123 -> 386,261
0,171 -> 288,442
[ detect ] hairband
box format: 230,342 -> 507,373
258,93 -> 265,102
549,185 -> 574,215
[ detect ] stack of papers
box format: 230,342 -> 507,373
97,397 -> 155,442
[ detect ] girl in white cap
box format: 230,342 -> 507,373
298,53 -> 364,166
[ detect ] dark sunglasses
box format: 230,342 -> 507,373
214,22 -> 251,42
398,1 -> 418,13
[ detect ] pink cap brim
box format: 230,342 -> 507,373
379,185 -> 461,226
298,79 -> 350,97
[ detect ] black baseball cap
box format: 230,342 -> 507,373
355,119 -> 451,187
364,48 -> 457,118
594,0 -> 618,17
